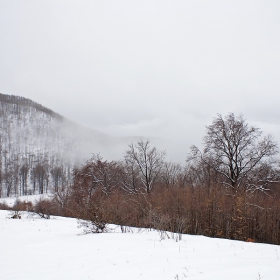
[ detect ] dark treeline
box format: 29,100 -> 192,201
0,93 -> 63,120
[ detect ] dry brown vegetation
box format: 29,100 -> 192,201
38,155 -> 280,245
1,149 -> 280,244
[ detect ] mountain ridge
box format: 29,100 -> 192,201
0,93 -> 135,197
0,93 -> 64,120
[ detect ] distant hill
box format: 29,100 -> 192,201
0,93 -> 133,197
0,93 -> 63,120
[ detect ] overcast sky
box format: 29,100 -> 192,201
1,0 -> 280,162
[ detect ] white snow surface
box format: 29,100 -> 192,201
0,194 -> 53,207
0,210 -> 279,280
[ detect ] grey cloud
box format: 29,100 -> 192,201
1,0 -> 280,163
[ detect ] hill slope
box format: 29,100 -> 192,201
0,93 -> 132,197
0,210 -> 279,280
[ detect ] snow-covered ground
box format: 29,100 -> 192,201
0,194 -> 53,208
0,210 -> 279,280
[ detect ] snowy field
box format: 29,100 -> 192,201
0,210 -> 280,280
0,194 -> 53,208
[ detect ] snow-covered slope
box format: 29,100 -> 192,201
0,93 -> 133,197
0,210 -> 279,280
0,194 -> 53,208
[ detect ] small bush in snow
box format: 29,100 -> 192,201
78,219 -> 108,234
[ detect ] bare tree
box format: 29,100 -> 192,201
159,162 -> 182,187
125,140 -> 165,193
51,166 -> 65,193
19,164 -> 29,195
74,154 -> 121,196
120,159 -> 141,194
189,113 -> 279,193
32,162 -> 49,194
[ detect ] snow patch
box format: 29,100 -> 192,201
0,210 -> 279,280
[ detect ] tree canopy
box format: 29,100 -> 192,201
190,113 -> 279,193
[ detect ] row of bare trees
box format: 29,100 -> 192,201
71,113 -> 279,198
46,114 -> 280,243
49,154 -> 280,243
0,154 -> 73,197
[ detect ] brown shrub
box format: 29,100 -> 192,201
34,199 -> 55,219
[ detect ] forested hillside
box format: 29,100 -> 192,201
0,93 -> 127,197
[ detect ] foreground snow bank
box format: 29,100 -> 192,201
0,210 -> 279,280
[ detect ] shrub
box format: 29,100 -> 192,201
34,199 -> 55,219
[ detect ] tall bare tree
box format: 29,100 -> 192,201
159,162 -> 182,187
125,140 -> 165,193
189,113 -> 279,193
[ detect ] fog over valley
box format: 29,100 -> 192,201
1,0 -> 280,163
